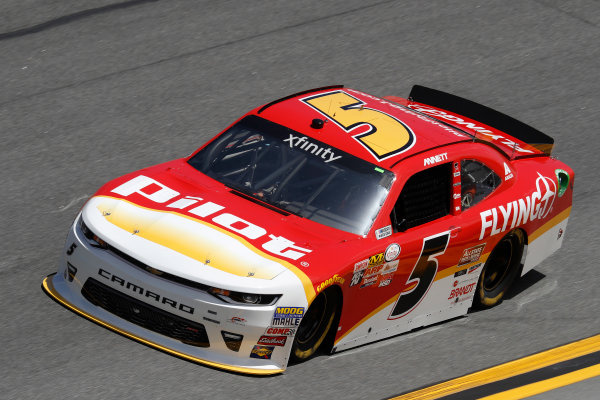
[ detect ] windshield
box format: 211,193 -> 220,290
188,115 -> 394,235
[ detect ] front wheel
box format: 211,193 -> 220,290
290,290 -> 338,362
474,230 -> 525,308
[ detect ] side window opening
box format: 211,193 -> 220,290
461,159 -> 501,210
392,163 -> 451,231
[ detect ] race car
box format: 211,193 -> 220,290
42,85 -> 573,374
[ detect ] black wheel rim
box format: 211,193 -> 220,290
296,295 -> 327,345
483,237 -> 513,292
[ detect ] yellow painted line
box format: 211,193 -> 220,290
528,206 -> 571,243
42,275 -> 284,376
93,195 -> 316,302
478,364 -> 600,400
390,334 -> 600,399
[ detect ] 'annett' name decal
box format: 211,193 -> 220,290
283,134 -> 341,163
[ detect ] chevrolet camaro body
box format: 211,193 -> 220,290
43,85 -> 573,374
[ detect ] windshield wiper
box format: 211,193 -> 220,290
225,184 -> 302,217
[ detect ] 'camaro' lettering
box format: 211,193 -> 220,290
98,268 -> 194,314
111,176 -> 312,260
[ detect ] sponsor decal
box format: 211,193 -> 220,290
257,335 -> 287,347
385,243 -> 401,262
378,273 -> 394,287
504,162 -> 513,180
369,252 -> 385,266
283,133 -> 342,163
448,282 -> 477,300
363,264 -> 386,278
375,225 -> 392,240
409,105 -> 535,154
378,278 -> 392,288
97,268 -> 194,314
458,244 -> 486,266
265,327 -> 296,336
454,269 -> 467,278
360,275 -> 378,288
363,260 -> 399,280
453,193 -> 461,200
347,90 -> 464,138
354,258 -> 369,272
350,270 -> 365,287
453,171 -> 461,177
479,173 -> 556,240
380,260 -> 399,274
316,274 -> 345,293
272,307 -> 304,326
250,345 -> 274,359
468,263 -> 482,274
300,261 -> 309,267
229,316 -> 246,326
111,175 -> 312,260
424,152 -> 448,166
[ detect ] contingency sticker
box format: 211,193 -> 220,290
385,243 -> 401,261
458,244 -> 486,266
264,327 -> 296,337
375,225 -> 392,240
250,345 -> 274,359
271,307 -> 305,327
257,335 -> 287,347
354,259 -> 369,272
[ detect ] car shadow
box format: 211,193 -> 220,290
504,269 -> 546,300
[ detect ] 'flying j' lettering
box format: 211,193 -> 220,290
479,173 -> 556,239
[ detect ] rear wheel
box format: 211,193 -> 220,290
291,290 -> 338,362
474,230 -> 525,308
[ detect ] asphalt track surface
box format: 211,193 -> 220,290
1,1 -> 599,399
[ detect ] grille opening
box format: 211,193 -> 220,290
82,278 -> 209,347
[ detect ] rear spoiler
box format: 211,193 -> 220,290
408,85 -> 554,156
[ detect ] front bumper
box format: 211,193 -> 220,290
42,215 -> 307,375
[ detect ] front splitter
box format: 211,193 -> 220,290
41,273 -> 284,376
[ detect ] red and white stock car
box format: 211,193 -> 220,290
43,85 -> 573,374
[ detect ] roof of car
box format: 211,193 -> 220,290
254,86 -> 473,169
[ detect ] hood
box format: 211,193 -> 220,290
85,160 -> 356,297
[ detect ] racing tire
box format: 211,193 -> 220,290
290,290 -> 338,362
474,230 -> 525,308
